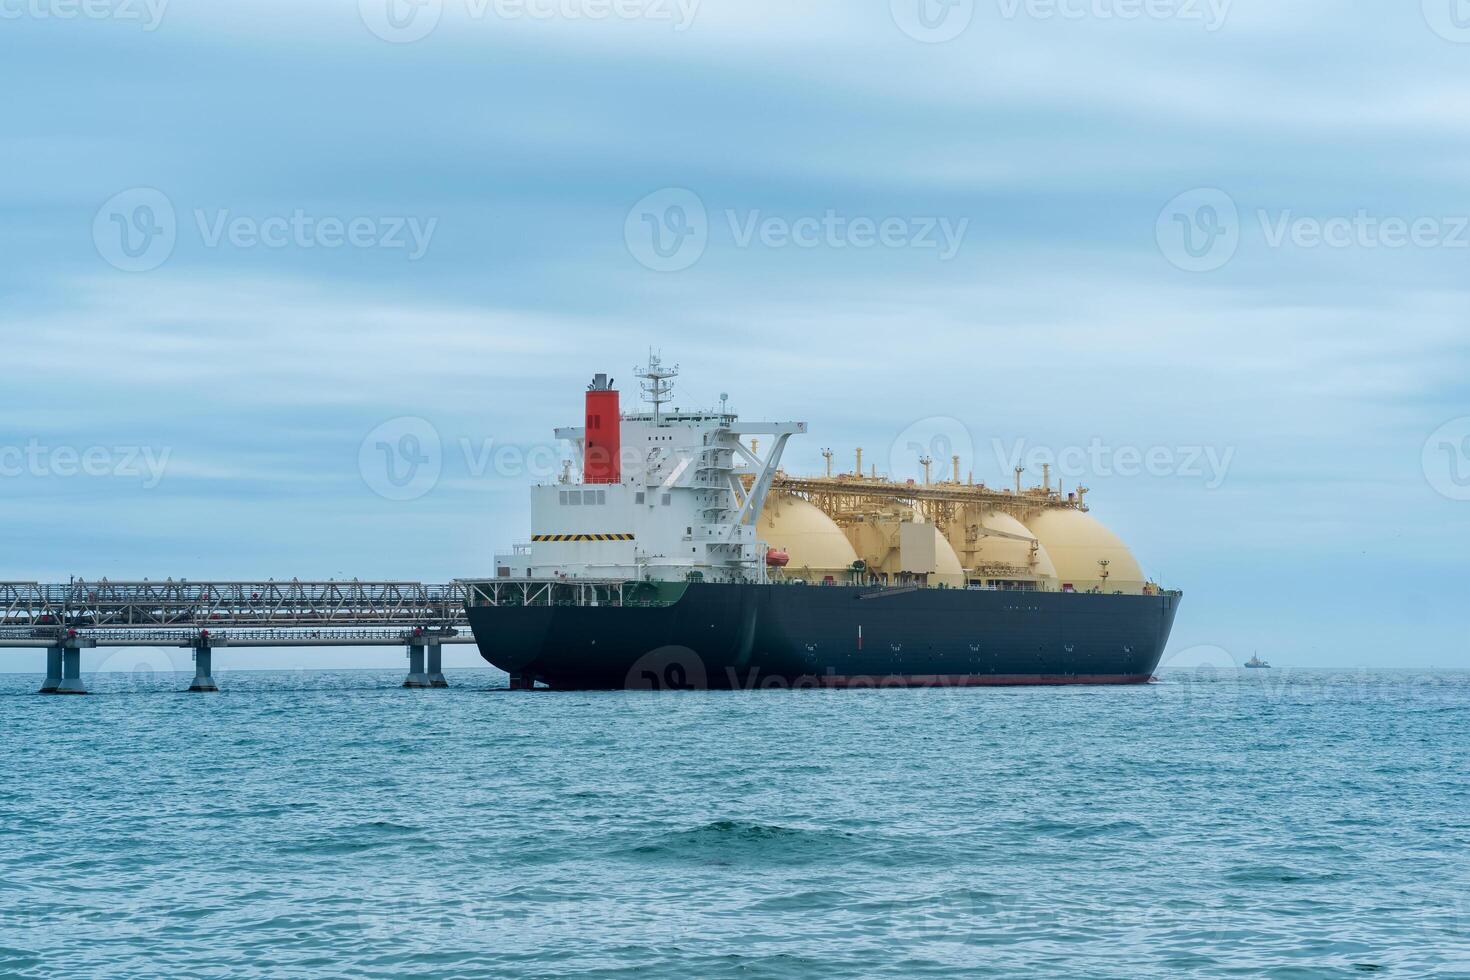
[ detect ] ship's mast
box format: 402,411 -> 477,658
636,351 -> 679,424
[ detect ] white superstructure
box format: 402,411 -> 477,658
513,357 -> 806,584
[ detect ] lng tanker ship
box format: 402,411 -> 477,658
463,356 -> 1180,689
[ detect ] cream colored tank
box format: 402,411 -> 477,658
946,510 -> 1058,582
1022,508 -> 1146,593
930,529 -> 966,589
758,494 -> 859,581
844,510 -> 965,588
844,520 -> 895,577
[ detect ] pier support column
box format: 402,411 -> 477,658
403,643 -> 431,688
39,646 -> 63,694
54,645 -> 88,695
189,645 -> 219,692
426,641 -> 448,688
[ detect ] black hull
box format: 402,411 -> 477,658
467,583 -> 1181,690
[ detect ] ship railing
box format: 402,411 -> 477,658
0,581 -> 468,629
457,578 -> 632,609
766,578 -> 1176,597
0,626 -> 471,646
687,526 -> 752,542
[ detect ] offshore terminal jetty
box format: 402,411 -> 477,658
0,580 -> 475,694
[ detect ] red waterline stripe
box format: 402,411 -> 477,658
810,673 -> 1155,688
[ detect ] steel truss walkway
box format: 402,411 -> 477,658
0,581 -> 476,695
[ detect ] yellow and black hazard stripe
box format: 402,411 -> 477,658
531,533 -> 635,542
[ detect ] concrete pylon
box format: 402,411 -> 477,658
188,644 -> 219,692
53,645 -> 88,695
403,643 -> 432,688
39,645 -> 63,694
426,641 -> 448,688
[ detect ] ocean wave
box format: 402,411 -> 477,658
620,820 -> 864,865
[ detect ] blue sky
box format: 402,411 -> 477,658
2,0 -> 1468,671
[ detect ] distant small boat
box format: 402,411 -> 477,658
1245,653 -> 1270,669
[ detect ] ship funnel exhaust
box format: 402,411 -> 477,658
584,373 -> 621,484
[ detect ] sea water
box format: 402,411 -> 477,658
2,667 -> 1467,978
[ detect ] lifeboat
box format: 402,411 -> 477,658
765,548 -> 791,568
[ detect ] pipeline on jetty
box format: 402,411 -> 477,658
0,580 -> 473,694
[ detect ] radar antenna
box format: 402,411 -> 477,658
637,350 -> 679,424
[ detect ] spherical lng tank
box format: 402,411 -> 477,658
758,494 -> 859,582
844,511 -> 966,589
1021,508 -> 1146,593
945,509 -> 1059,584
929,528 -> 966,589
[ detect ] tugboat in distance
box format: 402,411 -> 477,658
1245,653 -> 1271,669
